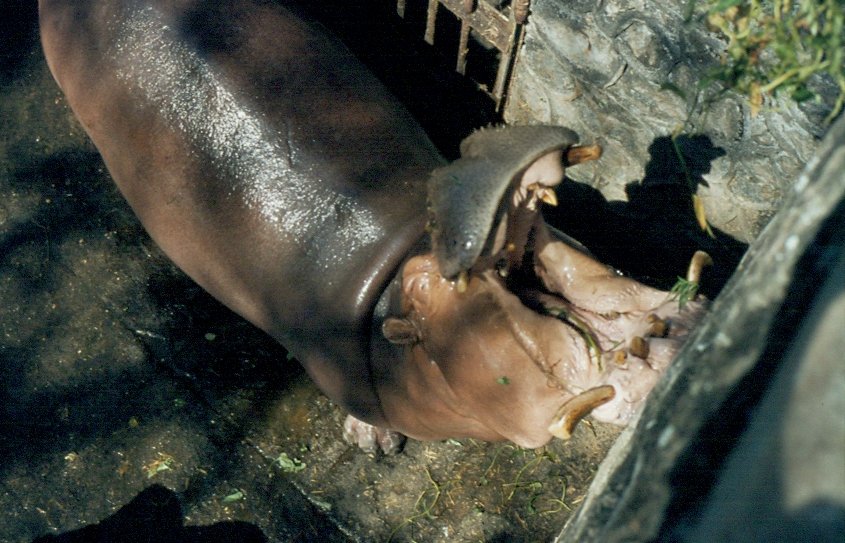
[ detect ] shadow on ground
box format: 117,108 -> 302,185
32,485 -> 267,543
549,133 -> 747,296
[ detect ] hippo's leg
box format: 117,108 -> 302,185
343,415 -> 406,455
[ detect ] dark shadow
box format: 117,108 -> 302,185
488,531 -> 527,543
32,485 -> 268,543
0,147 -> 302,489
656,195 -> 845,542
0,148 -> 154,466
545,134 -> 747,298
282,0 -> 500,159
0,0 -> 40,85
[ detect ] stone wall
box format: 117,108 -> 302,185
554,100 -> 845,543
505,0 -> 832,243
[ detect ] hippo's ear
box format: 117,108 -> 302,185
427,125 -> 580,279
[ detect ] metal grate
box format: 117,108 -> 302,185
397,0 -> 530,110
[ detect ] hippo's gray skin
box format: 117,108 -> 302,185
39,0 -> 705,453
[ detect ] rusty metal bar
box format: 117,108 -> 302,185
514,0 -> 530,24
457,17 -> 471,75
438,0 -> 511,51
399,0 -> 531,110
425,0 -> 438,45
492,24 -> 522,101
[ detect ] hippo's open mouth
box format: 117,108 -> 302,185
382,126 -> 708,446
468,194 -> 710,440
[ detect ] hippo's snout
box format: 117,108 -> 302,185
377,128 -> 708,446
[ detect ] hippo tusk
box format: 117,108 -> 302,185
686,250 -> 713,285
548,385 -> 616,440
565,143 -> 603,166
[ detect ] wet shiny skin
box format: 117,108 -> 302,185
40,0 -> 442,427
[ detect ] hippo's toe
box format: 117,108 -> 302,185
343,415 -> 407,455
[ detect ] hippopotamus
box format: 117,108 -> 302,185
39,0 -> 706,453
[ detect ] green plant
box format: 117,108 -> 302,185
670,276 -> 701,309
275,452 -> 306,473
695,0 -> 845,122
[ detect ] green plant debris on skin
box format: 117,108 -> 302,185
693,0 -> 845,123
545,306 -> 604,370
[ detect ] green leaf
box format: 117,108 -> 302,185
791,86 -> 816,102
710,0 -> 743,13
276,452 -> 306,473
222,490 -> 244,503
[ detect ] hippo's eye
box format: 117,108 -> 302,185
448,237 -> 473,254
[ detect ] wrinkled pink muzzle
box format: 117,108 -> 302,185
378,138 -> 708,448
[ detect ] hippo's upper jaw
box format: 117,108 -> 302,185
371,126 -> 707,449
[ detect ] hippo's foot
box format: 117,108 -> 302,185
379,125 -> 709,447
343,415 -> 406,455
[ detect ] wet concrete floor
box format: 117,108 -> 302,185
1,4 -> 625,542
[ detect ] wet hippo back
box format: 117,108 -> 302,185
39,0 -> 444,424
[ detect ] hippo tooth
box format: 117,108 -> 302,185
548,385 -> 616,440
565,143 -> 603,166
629,336 -> 650,359
646,313 -> 668,337
527,183 -> 559,207
456,270 -> 469,293
686,250 -> 713,284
